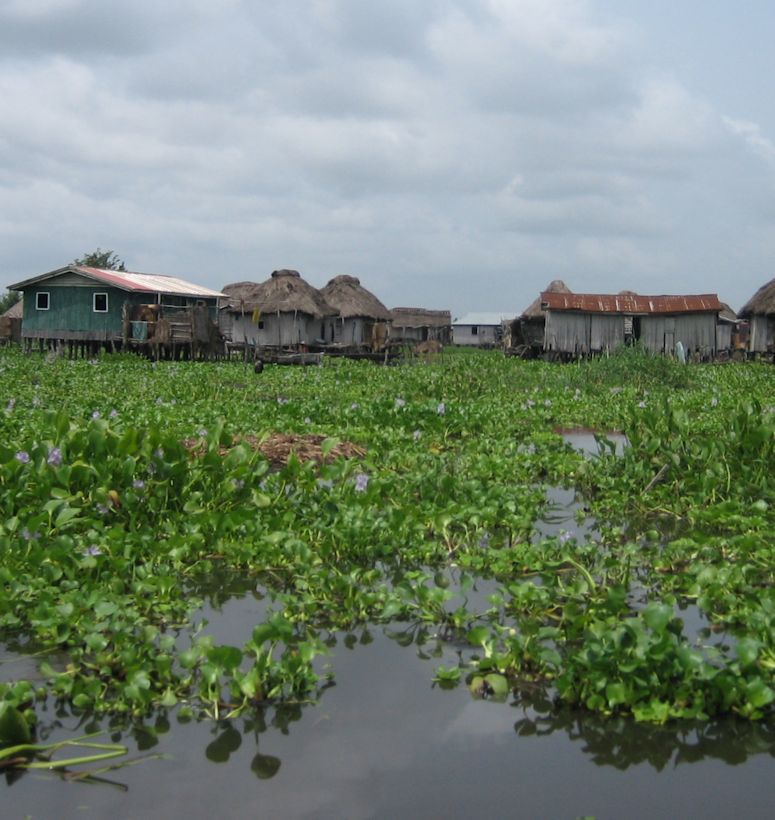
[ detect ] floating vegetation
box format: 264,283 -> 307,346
0,346 -> 772,738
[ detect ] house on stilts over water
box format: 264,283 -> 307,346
319,275 -> 392,350
506,279 -> 571,357
389,307 -> 452,346
539,291 -> 725,359
221,269 -> 337,352
8,265 -> 225,358
738,277 -> 775,358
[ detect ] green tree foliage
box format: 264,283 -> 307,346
73,248 -> 126,271
0,290 -> 21,314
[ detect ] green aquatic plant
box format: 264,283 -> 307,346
0,347 -> 772,733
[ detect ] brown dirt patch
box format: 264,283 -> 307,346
181,432 -> 366,466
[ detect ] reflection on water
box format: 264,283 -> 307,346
558,428 -> 629,457
5,626 -> 773,820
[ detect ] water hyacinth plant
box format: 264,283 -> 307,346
0,344 -> 771,747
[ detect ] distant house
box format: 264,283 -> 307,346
540,292 -> 724,357
452,312 -> 516,347
319,275 -> 391,347
508,279 -> 571,356
0,297 -> 23,344
716,303 -> 740,353
8,265 -> 224,355
222,269 -> 337,349
390,307 -> 452,345
738,278 -> 775,354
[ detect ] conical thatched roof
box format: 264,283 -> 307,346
223,270 -> 336,318
521,279 -> 571,320
739,278 -> 775,318
320,275 -> 391,321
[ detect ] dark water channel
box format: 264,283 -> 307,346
4,430 -> 774,818
4,612 -> 773,820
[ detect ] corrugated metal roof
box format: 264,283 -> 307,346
454,312 -> 517,326
540,292 -> 723,314
9,266 -> 224,298
75,267 -> 225,298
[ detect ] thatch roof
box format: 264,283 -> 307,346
1,297 -> 22,319
320,275 -> 391,321
223,270 -> 336,318
390,307 -> 452,328
738,278 -> 775,318
521,279 -> 571,320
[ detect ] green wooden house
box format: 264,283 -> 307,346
9,265 -> 224,353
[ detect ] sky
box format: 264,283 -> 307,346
2,0 -> 774,317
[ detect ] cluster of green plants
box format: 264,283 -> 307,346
0,345 -> 772,754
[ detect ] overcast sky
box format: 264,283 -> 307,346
2,0 -> 774,316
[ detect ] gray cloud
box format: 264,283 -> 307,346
1,0 -> 773,313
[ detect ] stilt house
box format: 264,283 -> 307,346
541,292 -> 724,357
508,279 -> 571,355
390,307 -> 452,345
738,278 -> 775,354
319,275 -> 391,348
8,265 -> 224,356
222,269 -> 337,349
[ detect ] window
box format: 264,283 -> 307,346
471,326 -> 478,335
36,292 -> 50,311
93,292 -> 109,313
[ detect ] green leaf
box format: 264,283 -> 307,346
642,602 -> 673,634
0,704 -> 31,745
466,626 -> 491,648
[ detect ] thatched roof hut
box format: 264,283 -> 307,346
738,278 -> 775,353
320,275 -> 391,321
223,269 -> 336,318
738,278 -> 775,318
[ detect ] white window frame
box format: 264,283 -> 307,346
93,292 -> 109,313
36,292 -> 50,311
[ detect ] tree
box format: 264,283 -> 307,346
73,248 -> 126,271
0,290 -> 21,314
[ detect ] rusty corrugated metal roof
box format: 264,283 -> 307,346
540,292 -> 723,314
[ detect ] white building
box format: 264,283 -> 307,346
452,312 -> 516,347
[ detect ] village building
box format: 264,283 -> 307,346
390,307 -> 452,345
540,291 -> 724,357
319,275 -> 392,348
0,298 -> 23,344
738,278 -> 775,355
221,269 -> 337,350
507,279 -> 571,357
8,265 -> 224,357
452,312 -> 516,347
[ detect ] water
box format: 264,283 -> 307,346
558,427 -> 629,457
4,433 -> 772,818
4,624 -> 773,820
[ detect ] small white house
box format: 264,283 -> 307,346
452,312 -> 516,347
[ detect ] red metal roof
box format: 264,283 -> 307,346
540,292 -> 723,315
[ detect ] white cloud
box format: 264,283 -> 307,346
722,116 -> 775,169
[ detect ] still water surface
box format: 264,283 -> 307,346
4,431 -> 773,818
5,594 -> 773,820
